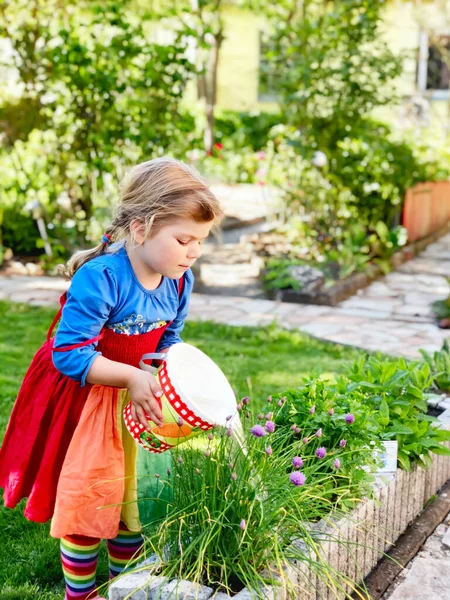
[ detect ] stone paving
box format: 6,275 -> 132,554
0,233 -> 449,359
382,509 -> 450,600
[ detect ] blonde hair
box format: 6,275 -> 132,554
62,157 -> 223,279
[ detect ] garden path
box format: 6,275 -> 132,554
382,511 -> 450,600
0,233 -> 448,359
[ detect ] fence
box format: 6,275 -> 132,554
403,181 -> 450,242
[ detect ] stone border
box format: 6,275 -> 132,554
268,223 -> 450,307
110,407 -> 450,600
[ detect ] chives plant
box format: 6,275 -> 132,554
139,397 -> 376,598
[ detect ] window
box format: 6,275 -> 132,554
417,31 -> 450,97
258,34 -> 281,101
426,37 -> 450,90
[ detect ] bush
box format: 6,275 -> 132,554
2,207 -> 43,256
215,111 -> 283,151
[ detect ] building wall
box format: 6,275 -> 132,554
215,8 -> 278,113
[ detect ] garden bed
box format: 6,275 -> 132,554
109,404 -> 450,600
266,223 -> 450,307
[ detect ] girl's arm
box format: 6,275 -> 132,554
157,270 -> 194,351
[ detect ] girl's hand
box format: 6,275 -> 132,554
127,370 -> 164,430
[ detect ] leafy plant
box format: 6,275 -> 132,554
431,281 -> 450,329
346,356 -> 450,470
271,378 -> 380,507
142,403 -> 373,597
420,340 -> 450,393
262,258 -> 306,291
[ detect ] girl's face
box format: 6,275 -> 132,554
133,217 -> 214,280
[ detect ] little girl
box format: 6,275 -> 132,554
0,157 -> 222,600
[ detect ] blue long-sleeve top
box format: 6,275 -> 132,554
53,244 -> 194,386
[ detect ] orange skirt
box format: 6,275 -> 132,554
50,385 -> 172,539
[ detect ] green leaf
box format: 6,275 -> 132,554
430,445 -> 450,456
378,398 -> 390,427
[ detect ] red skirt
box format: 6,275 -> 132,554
0,339 -> 90,522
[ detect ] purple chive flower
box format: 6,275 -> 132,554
345,413 -> 355,424
267,396 -> 273,403
231,472 -> 237,481
265,412 -> 274,420
334,459 -> 341,469
155,473 -> 160,478
292,456 -> 303,469
251,424 -> 266,437
228,462 -> 234,469
226,428 -> 233,437
295,427 -> 301,434
277,400 -> 283,407
290,424 -> 297,431
242,396 -> 250,405
177,457 -> 183,464
316,447 -> 327,459
328,408 -> 334,416
208,433 -> 214,441
265,446 -> 273,456
240,519 -> 246,530
257,413 -> 264,421
265,420 -> 275,433
303,437 -> 309,445
195,468 -> 201,475
315,428 -> 323,438
237,403 -> 243,411
281,396 -> 286,404
204,450 -> 211,458
309,406 -> 316,415
226,415 -> 233,421
289,471 -> 306,486
177,417 -> 183,426
339,439 -> 347,448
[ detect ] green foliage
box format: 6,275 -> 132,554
214,111 -> 283,151
266,0 -> 403,133
0,0 -> 195,253
272,379 -> 380,506
346,356 -> 450,470
144,409 -> 367,596
262,258 -> 306,291
420,340 -> 450,393
431,281 -> 450,327
1,208 -> 42,256
260,219 -> 408,290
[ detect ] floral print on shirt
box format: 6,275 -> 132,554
106,314 -> 167,336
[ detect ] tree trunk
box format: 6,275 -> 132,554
203,32 -> 223,153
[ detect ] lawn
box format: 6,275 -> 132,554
0,299 -> 364,599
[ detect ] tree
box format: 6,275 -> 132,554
145,0 -> 269,153
263,0 -> 403,144
0,0 -> 195,250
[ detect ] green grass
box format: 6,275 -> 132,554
0,300 -> 364,599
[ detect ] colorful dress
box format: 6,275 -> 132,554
0,245 -> 193,539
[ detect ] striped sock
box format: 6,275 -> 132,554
106,521 -> 144,579
60,534 -> 100,600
